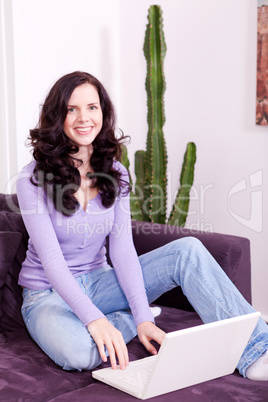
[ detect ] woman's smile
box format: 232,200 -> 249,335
75,126 -> 94,135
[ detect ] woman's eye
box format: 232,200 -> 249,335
90,105 -> 97,110
68,107 -> 76,113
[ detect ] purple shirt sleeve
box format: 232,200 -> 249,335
109,162 -> 154,326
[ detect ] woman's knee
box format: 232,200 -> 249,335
41,322 -> 101,371
170,236 -> 203,252
59,342 -> 102,371
28,306 -> 101,371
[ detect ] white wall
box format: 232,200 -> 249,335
1,0 -> 121,192
120,0 -> 268,321
0,0 -> 267,320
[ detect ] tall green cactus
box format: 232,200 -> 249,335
122,5 -> 197,227
143,5 -> 167,224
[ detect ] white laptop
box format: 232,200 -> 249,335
92,312 -> 260,400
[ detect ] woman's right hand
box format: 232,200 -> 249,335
87,318 -> 129,370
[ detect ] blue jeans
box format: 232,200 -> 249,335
21,237 -> 268,377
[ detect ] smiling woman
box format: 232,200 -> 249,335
14,70 -> 268,381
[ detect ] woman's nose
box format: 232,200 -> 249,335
78,110 -> 90,122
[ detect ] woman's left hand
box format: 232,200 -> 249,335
137,321 -> 166,355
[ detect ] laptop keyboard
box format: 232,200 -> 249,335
118,369 -> 152,389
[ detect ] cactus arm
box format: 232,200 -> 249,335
134,150 -> 151,221
120,145 -> 143,221
143,5 -> 167,224
168,142 -> 197,227
134,150 -> 146,198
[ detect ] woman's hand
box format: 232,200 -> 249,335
137,321 -> 166,355
87,318 -> 129,370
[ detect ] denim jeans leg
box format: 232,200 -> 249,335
138,237 -> 268,377
21,271 -> 137,371
21,287 -> 104,370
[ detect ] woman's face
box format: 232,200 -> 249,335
63,83 -> 103,149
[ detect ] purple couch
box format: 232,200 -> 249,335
0,193 -> 267,401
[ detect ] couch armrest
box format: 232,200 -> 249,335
131,220 -> 251,311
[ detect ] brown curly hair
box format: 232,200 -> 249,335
29,71 -> 130,215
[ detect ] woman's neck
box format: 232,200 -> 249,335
74,145 -> 93,175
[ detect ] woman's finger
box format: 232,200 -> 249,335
106,340 -> 118,369
122,338 -> 129,367
95,339 -> 107,363
112,336 -> 129,370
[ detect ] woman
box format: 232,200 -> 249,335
17,71 -> 268,380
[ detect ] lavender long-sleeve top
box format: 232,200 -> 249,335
16,160 -> 154,327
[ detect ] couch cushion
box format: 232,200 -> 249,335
0,211 -> 28,331
0,210 -> 28,245
0,242 -> 27,331
0,232 -> 22,320
0,193 -> 20,213
0,232 -> 21,285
